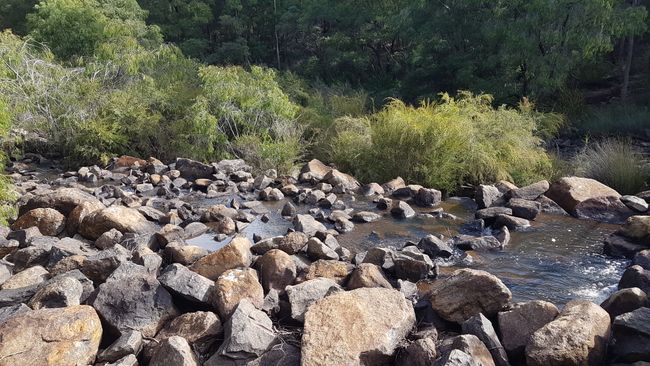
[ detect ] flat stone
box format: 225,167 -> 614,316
506,198 -> 541,220
509,180 -> 549,200
158,263 -> 215,305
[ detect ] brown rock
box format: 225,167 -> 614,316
19,187 -> 101,216
191,236 -> 252,280
79,206 -> 155,240
498,300 -> 559,359
11,208 -> 66,236
257,249 -> 297,293
305,260 -> 354,285
213,268 -> 264,319
617,215 -> 650,242
299,159 -> 332,182
66,201 -> 105,235
347,263 -> 392,290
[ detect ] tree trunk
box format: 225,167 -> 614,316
621,0 -> 640,102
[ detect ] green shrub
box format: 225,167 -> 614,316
573,138 -> 649,194
329,92 -> 553,193
574,104 -> 650,137
232,133 -> 302,175
0,98 -> 17,225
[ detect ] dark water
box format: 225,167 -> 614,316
184,193 -> 628,306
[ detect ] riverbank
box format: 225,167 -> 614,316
0,154 -> 648,365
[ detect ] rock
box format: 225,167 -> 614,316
525,300 -> 611,366
164,242 -> 208,265
622,195 -> 649,212
6,226 -> 41,246
393,184 -> 422,198
601,287 -> 648,318
610,307 -> 650,363
1,265 -> 49,290
418,235 -> 454,258
150,336 -> 199,366
190,236 -> 252,280
80,244 -> 130,284
476,185 -> 503,209
89,272 -> 178,337
257,249 -> 296,293
182,222 -> 209,239
299,159 -> 332,182
462,313 -> 510,366
453,235 -> 502,251
619,265 -> 650,293
398,337 -> 437,366
376,197 -> 393,210
19,187 -> 101,216
11,208 -> 65,236
95,228 -> 123,250
156,311 -> 221,354
392,246 -> 437,281
97,330 -> 143,363
175,158 -> 214,180
0,285 -> 39,307
618,215 -> 650,242
509,180 -> 549,200
260,187 -> 284,201
79,206 -> 155,240
429,269 -> 512,323
545,177 -> 632,224
0,305 -> 102,366
28,275 -> 83,309
293,214 -> 327,237
437,334 -> 495,366
213,268 -> 264,319
323,169 -> 360,191
306,237 -> 339,261
506,198 -> 541,220
214,159 -> 252,174
286,277 -> 342,322
302,288 -> 415,366
0,239 -> 19,258
382,176 -> 406,194
498,300 -> 559,360
495,214 -> 530,231
391,200 -> 416,219
305,260 -> 353,285
414,187 -> 442,207
0,303 -> 30,324
106,354 -> 138,366
201,204 -> 238,222
476,207 -> 513,220
347,263 -> 392,290
495,226 -> 510,246
604,234 -> 648,259
245,343 -> 301,366
535,195 -> 569,215
281,202 -> 297,217
159,263 -> 215,305
634,250 -> 650,270
361,182 -> 385,196
351,211 -> 381,223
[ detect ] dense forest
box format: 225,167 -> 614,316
1,0 -> 649,214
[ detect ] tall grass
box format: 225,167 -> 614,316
573,138 -> 649,194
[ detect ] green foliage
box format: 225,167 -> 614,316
0,98 -> 18,225
330,93 -> 553,192
573,138 -> 649,194
574,104 -> 650,137
232,133 -> 302,174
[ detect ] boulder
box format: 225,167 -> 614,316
149,336 -> 199,366
509,180 -> 549,200
95,228 -> 123,250
301,288 -> 415,366
476,185 -> 503,209
545,177 -> 633,224
604,234 -> 648,259
398,337 -> 437,366
498,300 -> 559,360
618,215 -> 650,242
414,188 -> 442,207
506,198 -> 541,220
462,313 -> 510,366
213,268 -> 264,319
11,208 -> 65,236
437,334 -> 495,366
293,214 -> 327,237
620,265 -> 650,293
0,305 -> 102,366
305,260 -> 354,285
286,277 -> 342,322
214,299 -> 277,360
214,159 -> 252,174
453,235 -> 502,251
190,236 -> 252,280
495,214 -> 530,231
158,263 -> 215,305
429,269 -> 512,323
347,263 -> 392,290
525,300 -> 611,366
80,244 -> 130,284
200,204 -> 238,222
418,235 -> 453,258
391,200 -> 416,219
97,330 -> 142,363
300,159 -> 332,182
634,250 -> 650,270
0,303 -> 30,324
277,232 -> 309,254
306,237 -> 339,261
155,311 -> 221,354
476,207 -> 513,221
28,275 -> 83,309
1,265 -> 49,290
601,287 -> 648,318
79,206 -> 155,240
622,195 -> 649,212
351,211 -> 382,223
324,169 -> 360,191
257,249 -> 296,293
19,188 -> 101,216
610,307 -> 650,363
175,158 -> 214,180
89,272 -> 178,337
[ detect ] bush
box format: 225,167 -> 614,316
0,98 -> 17,225
574,104 -> 650,137
573,138 -> 649,194
329,92 -> 553,193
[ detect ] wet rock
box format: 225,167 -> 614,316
634,250 -> 650,270
260,187 -> 284,201
0,305 -> 102,366
257,249 -> 296,293
159,263 -> 215,305
601,287 -> 648,318
95,228 -> 123,250
619,265 -> 650,293
28,275 -> 83,309
347,263 -> 392,290
302,288 -> 415,366
97,329 -> 143,363
525,300 -> 610,366
535,195 -> 569,215
305,260 -> 354,285
393,184 -> 422,198
190,236 -> 253,280
453,235 -> 502,251
19,187 -> 102,216
376,197 -> 393,210
495,226 -> 511,246
418,235 -> 454,258
545,177 -> 632,224
476,207 -> 512,220
299,159 -> 332,182
414,187 -> 442,207
11,208 -> 65,236
201,204 -> 238,222
281,202 -> 297,217
156,311 -> 221,354
286,277 -> 342,322
214,299 -> 277,360
1,265 -> 49,290
429,268 -> 512,323
622,195 -> 649,212
476,184 -> 503,209
462,313 -> 510,366
150,336 -> 199,366
80,206 -> 155,240
437,334 -> 495,366
498,300 -> 559,360
618,215 -> 650,242
89,272 -> 179,337
506,198 -> 541,220
176,157 -> 214,180
391,200 -> 416,219
306,237 -> 339,261
509,180 -> 549,200
610,307 -> 650,363
604,234 -> 648,259
305,190 -> 326,205
293,214 -> 327,237
351,211 -> 381,223
495,214 -> 530,231
213,268 -> 264,319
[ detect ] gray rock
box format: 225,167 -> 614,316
391,200 -> 416,219
155,311 -> 221,355
176,158 -> 215,180
182,222 -> 209,240
454,235 -> 502,251
435,349 -> 482,366
97,330 -> 143,363
634,250 -> 650,270
0,285 -> 39,307
619,265 -> 650,294
392,246 -> 437,281
462,313 -> 510,366
106,354 -> 138,366
158,263 -> 215,305
601,287 -> 648,318
494,214 -> 530,231
306,237 -> 339,261
215,299 -> 277,359
95,228 -> 124,250
81,244 -> 130,283
285,277 -> 342,322
621,195 -> 649,212
498,300 -> 559,360
509,180 -> 549,200
398,337 -> 437,366
0,303 -> 30,324
351,211 -> 381,223
604,234 -> 648,259
414,188 -> 442,207
506,198 -> 541,220
476,185 -> 503,209
293,214 -> 327,237
418,235 -> 453,258
476,207 -> 512,220
28,275 -> 83,309
611,307 -> 650,363
1,265 -> 49,290
150,336 -> 199,366
281,202 -> 297,217
437,334 -> 495,366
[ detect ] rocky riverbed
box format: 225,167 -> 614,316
0,154 -> 648,366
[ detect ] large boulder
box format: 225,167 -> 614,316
600,287 -> 648,318
213,268 -> 264,320
617,215 -> 650,242
11,208 -> 65,236
79,206 -> 156,240
190,236 -> 253,280
286,277 -> 342,322
302,288 -> 415,366
610,307 -> 650,363
293,215 -> 327,237
257,249 -> 296,293
525,300 -> 611,366
89,272 -> 179,337
429,269 -> 512,323
299,159 -> 332,182
437,334 -> 496,366
66,201 -> 105,236
545,177 -> 633,224
323,169 -> 360,191
19,188 -> 101,216
175,158 -> 214,180
498,300 -> 559,360
0,305 -> 102,366
214,299 -> 277,360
